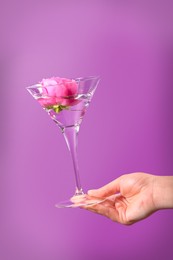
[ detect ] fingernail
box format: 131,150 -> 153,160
87,189 -> 96,195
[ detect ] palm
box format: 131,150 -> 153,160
115,173 -> 156,224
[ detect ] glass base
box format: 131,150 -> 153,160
55,194 -> 105,208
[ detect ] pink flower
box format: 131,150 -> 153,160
38,77 -> 78,108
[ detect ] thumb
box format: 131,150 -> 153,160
88,178 -> 121,198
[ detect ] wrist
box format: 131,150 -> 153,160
153,176 -> 173,210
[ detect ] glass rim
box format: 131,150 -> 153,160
26,75 -> 100,89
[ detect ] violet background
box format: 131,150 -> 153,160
1,1 -> 173,260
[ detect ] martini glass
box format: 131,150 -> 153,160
27,76 -> 104,208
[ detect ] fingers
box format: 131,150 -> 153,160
88,177 -> 121,198
85,199 -> 120,222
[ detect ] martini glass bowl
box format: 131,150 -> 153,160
27,76 -> 104,208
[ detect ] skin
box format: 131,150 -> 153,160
85,173 -> 173,225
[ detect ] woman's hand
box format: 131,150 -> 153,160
85,173 -> 173,225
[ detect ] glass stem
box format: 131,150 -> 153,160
62,125 -> 84,196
